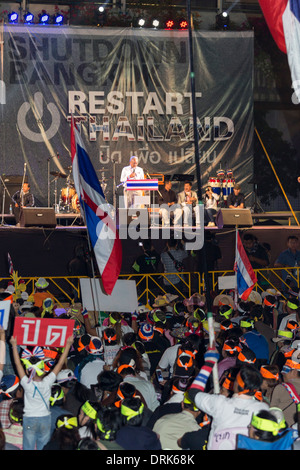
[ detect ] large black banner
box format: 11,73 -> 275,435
1,25 -> 254,208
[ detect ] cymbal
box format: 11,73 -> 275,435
50,171 -> 67,178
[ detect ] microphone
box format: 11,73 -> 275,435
57,152 -> 59,159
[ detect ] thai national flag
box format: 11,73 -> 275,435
234,231 -> 257,300
70,117 -> 122,295
7,252 -> 14,275
259,0 -> 300,103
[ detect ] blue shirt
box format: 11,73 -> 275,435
276,248 -> 300,276
243,330 -> 269,361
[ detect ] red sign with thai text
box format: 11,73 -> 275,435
13,317 -> 75,348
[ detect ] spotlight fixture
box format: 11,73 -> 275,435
152,19 -> 159,28
8,12 -> 18,23
138,18 -> 145,27
53,14 -> 64,25
39,13 -> 50,24
24,12 -> 34,24
216,11 -> 230,30
165,19 -> 175,30
98,6 -> 105,13
178,19 -> 188,30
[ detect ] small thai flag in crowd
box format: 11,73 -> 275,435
70,117 -> 122,295
7,252 -> 14,275
234,231 -> 257,300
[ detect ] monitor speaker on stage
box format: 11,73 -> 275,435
215,208 -> 253,228
20,208 -> 56,228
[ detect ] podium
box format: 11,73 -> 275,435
125,179 -> 159,207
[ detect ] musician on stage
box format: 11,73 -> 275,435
120,156 -> 144,208
227,183 -> 245,209
12,182 -> 35,226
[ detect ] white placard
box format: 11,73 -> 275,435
0,300 -> 12,330
218,275 -> 237,290
80,278 -> 139,313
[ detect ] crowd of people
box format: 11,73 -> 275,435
1,269 -> 300,451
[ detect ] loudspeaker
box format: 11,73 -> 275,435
215,208 -> 253,228
117,208 -> 149,227
20,208 -> 56,228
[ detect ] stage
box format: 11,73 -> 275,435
0,209 -> 299,281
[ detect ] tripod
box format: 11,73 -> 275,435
249,181 -> 264,213
0,175 -> 12,226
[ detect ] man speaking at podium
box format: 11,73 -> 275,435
120,155 -> 145,209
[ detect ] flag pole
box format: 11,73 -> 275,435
207,310 -> 220,394
234,226 -> 238,310
80,201 -> 102,327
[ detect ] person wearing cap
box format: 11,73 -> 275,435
0,373 -> 22,430
271,353 -> 300,427
56,368 -> 97,417
270,328 -> 295,371
33,277 -> 55,311
227,183 -> 245,209
278,297 -> 300,331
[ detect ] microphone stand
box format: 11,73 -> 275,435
0,175 -> 12,226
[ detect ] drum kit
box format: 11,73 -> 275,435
208,168 -> 235,203
50,166 -> 109,214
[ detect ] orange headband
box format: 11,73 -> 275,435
117,364 -> 134,375
260,366 -> 279,381
104,331 -> 117,343
264,298 -> 276,307
238,350 -> 256,364
285,359 -> 300,370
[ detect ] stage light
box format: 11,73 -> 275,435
152,19 -> 159,28
54,14 -> 64,25
138,18 -> 145,27
8,12 -> 18,23
98,6 -> 105,13
179,19 -> 188,30
216,11 -> 230,30
24,12 -> 34,24
39,13 -> 50,24
165,19 -> 175,30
